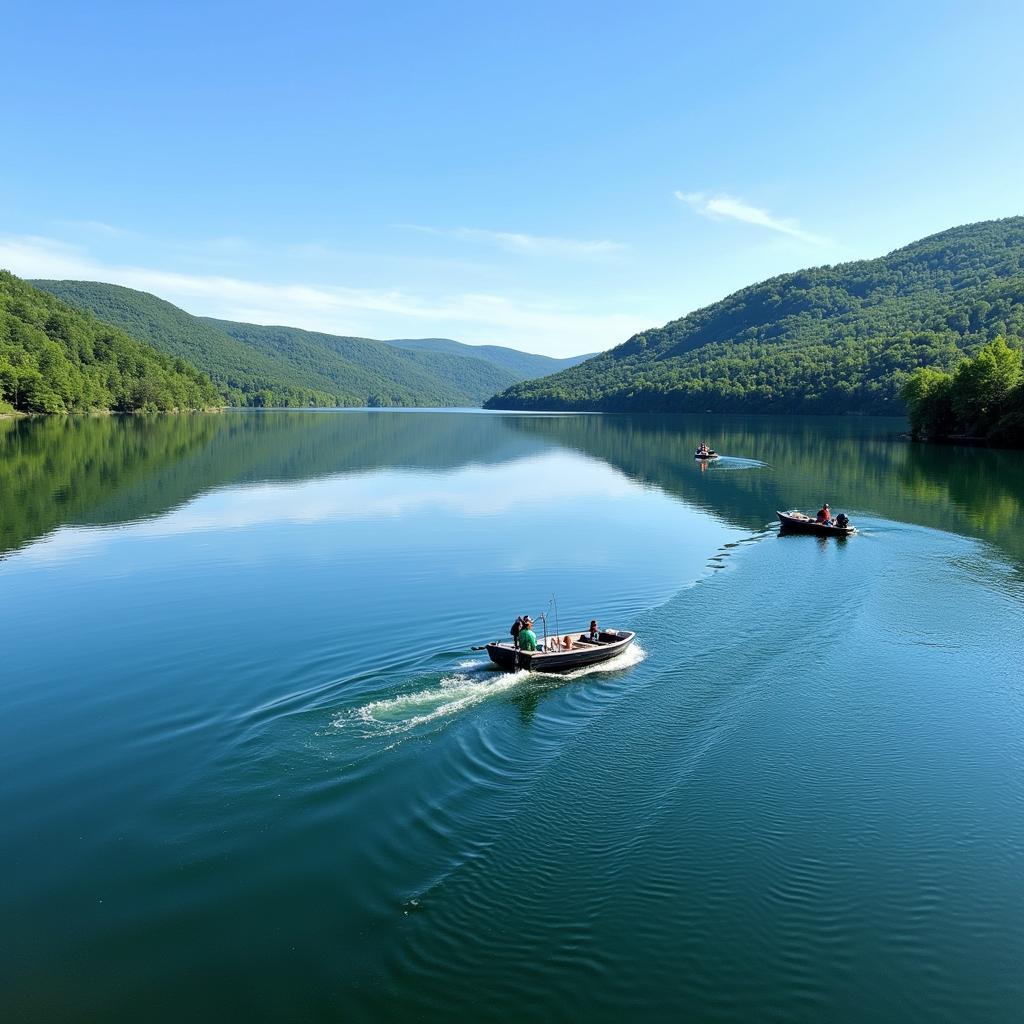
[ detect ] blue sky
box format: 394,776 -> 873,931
2,0 -> 1022,356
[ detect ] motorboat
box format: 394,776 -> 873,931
486,628 -> 636,673
777,510 -> 855,537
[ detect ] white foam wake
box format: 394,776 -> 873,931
339,643 -> 646,736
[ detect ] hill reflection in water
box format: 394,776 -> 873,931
2,409 -> 1022,568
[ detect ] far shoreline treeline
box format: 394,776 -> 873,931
4,216 -> 1024,437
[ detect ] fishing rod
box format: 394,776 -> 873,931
468,598 -> 559,652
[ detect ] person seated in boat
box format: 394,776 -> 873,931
587,619 -> 600,641
816,503 -> 832,524
562,634 -> 574,650
697,442 -> 709,455
518,617 -> 538,651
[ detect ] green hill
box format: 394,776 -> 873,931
31,280 -> 524,407
31,280 -> 357,407
486,217 -> 1024,415
0,272 -> 218,413
203,318 -> 518,407
382,337 -> 593,378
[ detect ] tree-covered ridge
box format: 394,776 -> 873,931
901,336 -> 1023,445
31,280 -> 523,407
0,272 -> 218,413
33,280 -> 353,408
204,319 -> 519,407
486,217 -> 1024,415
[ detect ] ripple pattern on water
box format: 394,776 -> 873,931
364,521 -> 1024,1024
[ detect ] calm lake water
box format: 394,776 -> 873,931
2,410 -> 1022,1022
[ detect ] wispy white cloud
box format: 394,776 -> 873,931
675,191 -> 827,245
55,219 -> 132,237
0,234 -> 641,357
402,224 -> 624,258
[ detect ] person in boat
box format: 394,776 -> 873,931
588,620 -> 600,641
816,503 -> 832,524
510,614 -> 526,649
518,617 -> 538,652
562,634 -> 574,649
697,442 -> 709,456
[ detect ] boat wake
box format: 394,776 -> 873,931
338,644 -> 646,737
712,456 -> 769,470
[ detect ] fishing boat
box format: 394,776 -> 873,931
777,510 -> 856,537
486,628 -> 636,673
694,448 -> 719,460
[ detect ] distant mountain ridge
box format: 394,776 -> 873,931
382,337 -> 593,378
487,216 -> 1024,415
31,279 -> 587,408
201,317 -> 517,407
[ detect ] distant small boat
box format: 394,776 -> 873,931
777,510 -> 856,536
694,449 -> 719,460
486,629 -> 636,673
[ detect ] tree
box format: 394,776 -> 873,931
901,367 -> 956,439
951,336 -> 1022,435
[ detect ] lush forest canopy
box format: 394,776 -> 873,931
0,272 -> 218,414
205,318 -> 518,407
33,280 -> 362,408
32,281 -> 537,408
901,336 -> 1023,445
486,217 -> 1024,416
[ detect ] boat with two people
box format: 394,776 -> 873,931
694,441 -> 719,461
778,505 -> 855,537
487,613 -> 635,673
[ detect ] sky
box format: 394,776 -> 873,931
2,0 -> 1023,357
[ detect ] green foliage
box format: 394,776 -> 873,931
206,319 -> 519,406
32,280 -> 350,408
950,335 -> 1021,434
487,216 -> 1024,416
0,272 -> 219,413
901,367 -> 957,440
31,281 -> 526,407
901,337 -> 1023,444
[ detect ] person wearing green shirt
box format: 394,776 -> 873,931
518,618 -> 538,651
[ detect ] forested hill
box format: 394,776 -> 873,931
486,217 -> 1024,415
0,272 -> 218,413
382,337 -> 593,378
203,318 -> 518,407
32,280 -> 525,407
33,280 -> 342,408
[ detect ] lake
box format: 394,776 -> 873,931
2,410 -> 1022,1022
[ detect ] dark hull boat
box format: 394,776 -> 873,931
694,450 -> 719,460
777,510 -> 856,537
486,629 -> 636,673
